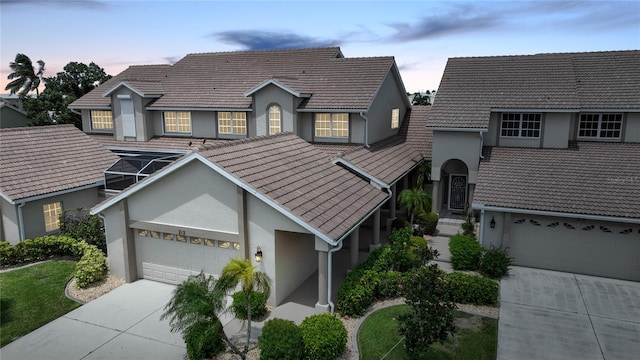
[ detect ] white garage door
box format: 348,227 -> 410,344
134,229 -> 242,284
508,215 -> 640,281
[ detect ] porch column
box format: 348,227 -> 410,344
431,180 -> 440,214
502,213 -> 512,248
315,238 -> 330,313
370,209 -> 381,252
386,184 -> 397,234
349,226 -> 360,270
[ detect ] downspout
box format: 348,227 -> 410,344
327,239 -> 344,313
360,112 -> 370,148
479,131 -> 484,159
478,206 -> 485,247
17,202 -> 25,241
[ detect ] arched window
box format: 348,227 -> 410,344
268,105 -> 281,135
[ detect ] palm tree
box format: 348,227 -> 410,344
398,188 -> 432,228
215,258 -> 271,356
161,272 -> 242,359
5,53 -> 45,97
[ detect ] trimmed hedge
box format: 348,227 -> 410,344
230,290 -> 268,320
417,211 -> 439,236
0,236 -> 107,289
449,234 -> 483,271
300,313 -> 347,360
480,246 -> 513,279
259,318 -> 304,360
446,272 -> 499,306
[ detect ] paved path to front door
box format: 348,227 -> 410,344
498,267 -> 640,360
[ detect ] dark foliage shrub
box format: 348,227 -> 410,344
418,211 -> 439,235
399,264 -> 456,355
336,267 -> 376,317
480,246 -> 513,279
449,234 -> 483,271
183,321 -> 225,360
231,290 -> 268,320
376,271 -> 404,299
259,318 -> 304,360
0,236 -> 82,266
59,208 -> 106,253
446,272 -> 499,306
300,313 -> 347,360
461,218 -> 476,238
391,217 -> 410,231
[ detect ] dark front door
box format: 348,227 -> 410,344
448,174 -> 467,210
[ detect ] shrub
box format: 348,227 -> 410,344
59,208 -> 106,253
300,313 -> 347,360
461,217 -> 476,238
183,321 -> 225,360
74,243 -> 107,288
446,272 -> 499,306
336,267 -> 376,317
0,236 -> 82,266
376,271 -> 404,299
418,211 -> 439,235
399,264 -> 456,355
391,217 -> 410,231
230,290 -> 268,320
449,234 -> 483,271
259,318 -> 304,360
480,246 -> 513,279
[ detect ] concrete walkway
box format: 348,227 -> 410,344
498,266 -> 640,360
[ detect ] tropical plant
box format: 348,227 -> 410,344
415,160 -> 432,189
59,208 -> 106,253
161,272 -> 240,359
397,188 -> 432,228
5,53 -> 45,96
215,258 -> 271,357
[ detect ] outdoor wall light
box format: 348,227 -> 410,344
255,246 -> 263,262
490,216 -> 496,229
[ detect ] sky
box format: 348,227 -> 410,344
1,0 -> 639,94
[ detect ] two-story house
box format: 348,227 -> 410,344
428,50 -> 640,281
71,47 -> 432,312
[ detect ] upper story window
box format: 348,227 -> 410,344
163,111 -> 191,134
315,113 -> 349,138
501,113 -> 541,138
391,108 -> 399,129
219,112 -> 247,135
268,105 -> 281,135
578,113 -> 622,139
43,202 -> 62,232
90,110 -> 113,130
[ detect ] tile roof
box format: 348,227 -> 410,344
70,48 -> 398,112
0,125 -> 120,202
473,142 -> 640,219
339,106 -> 433,185
200,133 -> 389,240
89,134 -> 232,152
429,50 -> 640,129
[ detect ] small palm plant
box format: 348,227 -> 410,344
215,258 -> 272,356
398,188 -> 432,228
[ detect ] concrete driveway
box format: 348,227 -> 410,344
0,280 -> 186,360
499,266 -> 640,360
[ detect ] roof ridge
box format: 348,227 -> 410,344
0,124 -> 75,134
450,49 -> 640,60
185,47 -> 341,57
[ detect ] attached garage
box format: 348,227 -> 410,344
506,215 -> 640,281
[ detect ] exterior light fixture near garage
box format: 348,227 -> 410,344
490,216 -> 496,229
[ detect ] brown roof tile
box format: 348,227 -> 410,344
0,125 -> 120,201
200,133 -> 388,240
473,142 -> 640,219
429,50 -> 640,129
89,134 -> 233,152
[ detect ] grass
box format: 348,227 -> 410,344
0,260 -> 81,347
358,305 -> 497,360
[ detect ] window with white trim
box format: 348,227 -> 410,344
578,113 -> 622,139
43,202 -> 62,232
391,108 -> 399,129
218,112 -> 247,135
268,105 -> 281,135
90,110 -> 113,130
315,113 -> 348,138
163,111 -> 191,134
500,113 -> 541,138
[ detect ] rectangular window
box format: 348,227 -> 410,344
391,108 -> 399,129
90,110 -> 114,130
163,111 -> 191,134
43,202 -> 62,232
578,113 -> 622,139
218,112 -> 247,135
500,113 -> 541,138
315,113 -> 349,138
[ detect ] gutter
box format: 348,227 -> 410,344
479,131 -> 484,159
12,182 -> 105,205
478,208 -> 485,246
360,112 -> 370,148
472,203 -> 640,225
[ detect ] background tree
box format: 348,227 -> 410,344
5,53 -> 45,97
215,258 -> 271,358
22,61 -> 111,128
408,90 -> 436,106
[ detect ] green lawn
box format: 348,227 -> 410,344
0,260 -> 81,347
358,305 -> 497,360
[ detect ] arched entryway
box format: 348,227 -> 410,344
434,159 -> 472,214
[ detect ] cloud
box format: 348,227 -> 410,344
1,0 -> 108,9
212,31 -> 340,50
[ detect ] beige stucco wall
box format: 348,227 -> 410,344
0,107 -> 29,128
253,85 -> 296,136
1,197 -> 19,243
274,231 -> 316,305
366,70 -> 408,144
103,201 -> 132,281
625,112 -> 640,143
431,131 -> 481,183
542,113 -> 570,148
